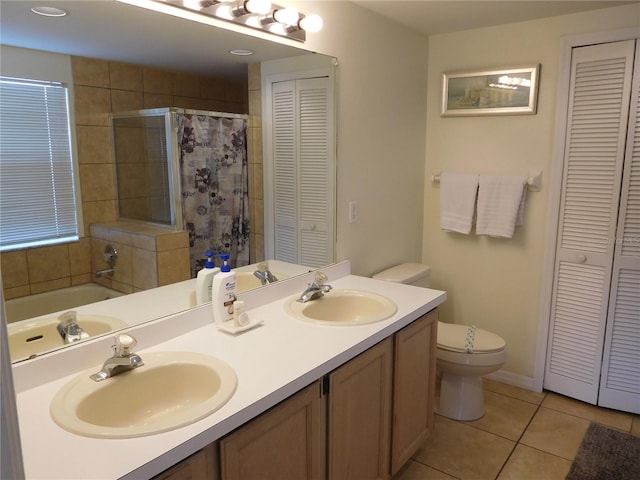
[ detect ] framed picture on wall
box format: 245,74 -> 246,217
441,64 -> 540,116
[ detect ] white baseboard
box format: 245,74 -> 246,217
485,369 -> 540,392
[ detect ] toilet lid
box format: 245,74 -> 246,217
437,322 -> 505,353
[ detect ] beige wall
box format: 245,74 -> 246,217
422,4 -> 640,382
294,1 -> 430,275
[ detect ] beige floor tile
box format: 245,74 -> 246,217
483,379 -> 546,405
393,460 -> 456,480
542,392 -> 633,431
467,390 -> 538,441
497,444 -> 571,480
520,407 -> 590,460
414,415 -> 515,480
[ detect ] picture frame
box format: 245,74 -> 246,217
441,64 -> 540,116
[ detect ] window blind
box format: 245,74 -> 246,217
0,76 -> 80,251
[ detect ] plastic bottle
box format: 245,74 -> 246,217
211,253 -> 237,323
195,250 -> 219,304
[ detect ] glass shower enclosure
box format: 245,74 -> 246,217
111,107 -> 250,275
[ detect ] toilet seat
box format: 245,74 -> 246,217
437,322 -> 505,353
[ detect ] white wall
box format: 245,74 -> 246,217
288,1 -> 430,276
422,4 -> 640,385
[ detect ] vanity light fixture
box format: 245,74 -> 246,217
30,6 -> 69,17
134,0 -> 322,42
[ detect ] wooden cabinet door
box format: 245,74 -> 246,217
328,337 -> 393,480
152,443 -> 219,480
220,380 -> 326,480
391,309 -> 438,475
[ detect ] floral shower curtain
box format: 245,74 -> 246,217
176,112 -> 250,276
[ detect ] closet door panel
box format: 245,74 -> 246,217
272,80 -> 298,263
270,76 -> 335,267
297,77 -> 334,268
545,40 -> 635,404
599,43 -> 640,414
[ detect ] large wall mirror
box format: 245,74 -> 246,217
0,0 -> 337,362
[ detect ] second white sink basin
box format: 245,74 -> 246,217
50,351 -> 237,438
285,289 -> 397,326
236,271 -> 287,293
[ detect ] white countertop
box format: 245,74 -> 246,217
13,261 -> 446,479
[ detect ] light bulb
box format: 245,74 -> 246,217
273,7 -> 299,25
183,0 -> 204,10
245,0 -> 271,15
299,13 -> 322,32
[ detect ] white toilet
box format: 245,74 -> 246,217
373,263 -> 507,421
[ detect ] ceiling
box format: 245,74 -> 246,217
353,1 -> 635,37
0,1 -> 635,77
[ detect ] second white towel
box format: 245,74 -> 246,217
476,175 -> 527,238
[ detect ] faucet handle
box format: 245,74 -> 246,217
58,310 -> 78,328
314,271 -> 328,285
114,333 -> 137,356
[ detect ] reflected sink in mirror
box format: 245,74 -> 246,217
7,315 -> 127,362
235,271 -> 288,293
50,351 -> 237,438
285,289 -> 397,326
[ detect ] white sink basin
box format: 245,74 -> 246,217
285,289 -> 397,326
7,315 -> 127,361
50,351 -> 237,438
236,271 -> 287,293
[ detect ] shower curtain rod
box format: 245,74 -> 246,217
110,107 -> 249,120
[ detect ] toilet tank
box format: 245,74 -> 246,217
372,263 -> 431,288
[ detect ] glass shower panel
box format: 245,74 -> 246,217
113,114 -> 172,225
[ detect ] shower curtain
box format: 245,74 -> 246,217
176,112 -> 250,276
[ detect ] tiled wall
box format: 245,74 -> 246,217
91,222 -> 190,292
248,63 -> 265,264
1,55 -> 264,301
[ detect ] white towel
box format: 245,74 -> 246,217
440,172 -> 479,234
476,175 -> 527,238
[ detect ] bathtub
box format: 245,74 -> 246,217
4,284 -> 125,323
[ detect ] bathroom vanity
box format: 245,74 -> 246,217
12,261 -> 446,479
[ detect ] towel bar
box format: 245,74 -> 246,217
431,170 -> 542,191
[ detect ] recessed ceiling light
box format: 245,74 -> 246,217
30,6 -> 69,17
229,49 -> 254,56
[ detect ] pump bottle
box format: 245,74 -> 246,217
195,250 -> 219,304
211,253 -> 237,323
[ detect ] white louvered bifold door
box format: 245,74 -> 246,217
544,40 -> 636,404
271,77 -> 334,267
598,40 -> 640,414
272,80 -> 298,264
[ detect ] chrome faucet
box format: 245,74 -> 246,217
95,245 -> 118,278
297,271 -> 332,303
90,333 -> 144,382
253,261 -> 278,285
57,311 -> 89,344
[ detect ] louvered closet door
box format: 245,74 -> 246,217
544,40 -> 635,404
272,80 -> 298,263
599,40 -> 640,414
272,77 -> 334,267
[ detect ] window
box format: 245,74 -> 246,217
0,76 -> 81,251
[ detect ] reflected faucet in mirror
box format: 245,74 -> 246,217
253,262 -> 278,285
56,311 -> 89,344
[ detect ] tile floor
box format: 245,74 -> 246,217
394,378 -> 640,480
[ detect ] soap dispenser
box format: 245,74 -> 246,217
195,250 -> 219,304
211,253 -> 237,323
